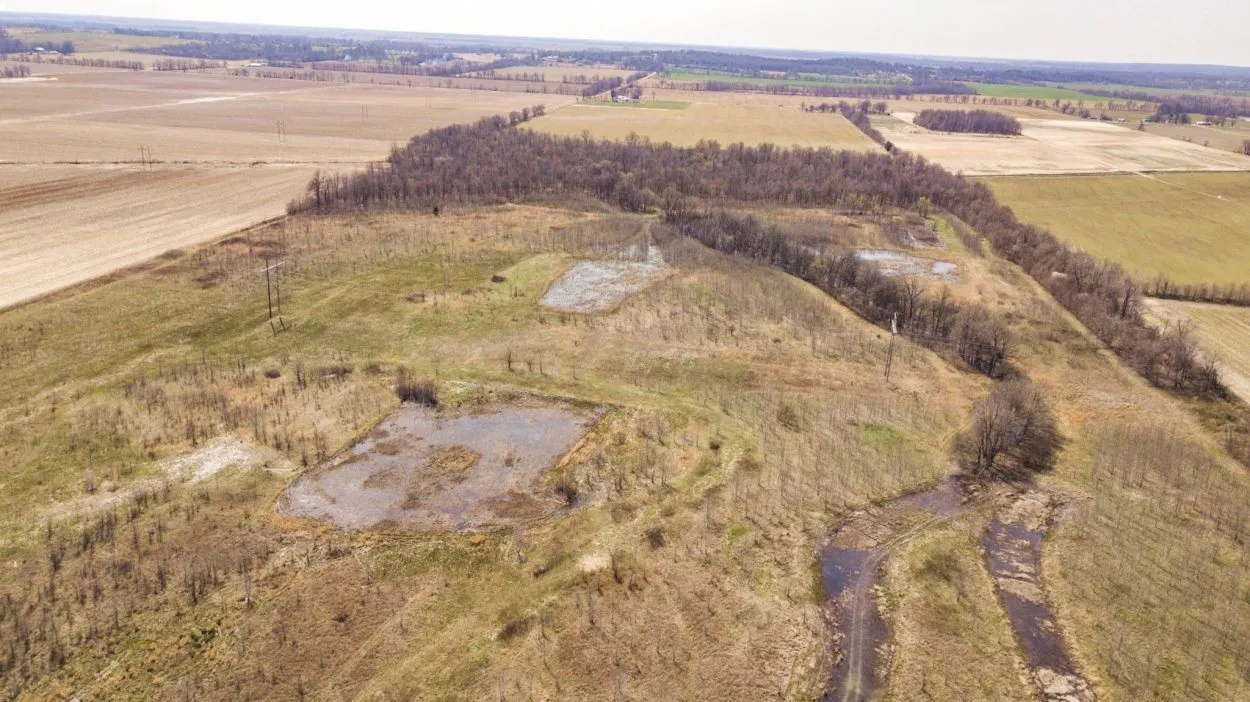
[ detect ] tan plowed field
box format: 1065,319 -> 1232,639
876,113 -> 1250,175
0,64 -> 574,309
0,164 -> 316,309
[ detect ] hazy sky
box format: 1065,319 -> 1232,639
4,0 -> 1249,66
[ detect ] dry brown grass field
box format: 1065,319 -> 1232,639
984,171 -> 1250,286
0,65 -> 573,309
1143,299 -> 1250,404
1,198 -> 1245,699
875,112 -> 1250,175
1138,119 -> 1250,154
0,205 -> 987,699
528,96 -> 881,150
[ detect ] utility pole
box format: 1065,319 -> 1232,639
260,259 -> 286,333
884,312 -> 898,384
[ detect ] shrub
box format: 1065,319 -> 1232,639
395,368 -> 438,407
955,379 -> 1059,481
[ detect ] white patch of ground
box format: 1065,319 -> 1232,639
579,553 -> 610,573
540,245 -> 666,313
161,434 -> 270,482
42,434 -> 279,523
855,249 -> 958,280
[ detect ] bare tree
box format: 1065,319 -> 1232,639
956,379 -> 1059,481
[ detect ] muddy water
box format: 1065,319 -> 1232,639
982,495 -> 1094,702
820,479 -> 965,702
282,405 -> 599,532
854,249 -> 959,280
540,246 -> 666,313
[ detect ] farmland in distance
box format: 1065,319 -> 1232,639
985,172 -> 1250,286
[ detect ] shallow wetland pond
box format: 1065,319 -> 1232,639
282,404 -> 599,531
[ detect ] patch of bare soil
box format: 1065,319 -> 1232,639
281,404 -> 600,531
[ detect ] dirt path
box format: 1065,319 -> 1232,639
820,479 -> 966,701
982,492 -> 1094,701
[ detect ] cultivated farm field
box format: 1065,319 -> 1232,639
1139,119 -> 1250,154
528,97 -> 881,150
877,113 -> 1250,175
985,172 -> 1250,286
0,63 -> 572,309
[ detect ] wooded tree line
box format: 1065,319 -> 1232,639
913,109 -> 1022,135
939,68 -> 1250,94
1085,89 -> 1250,122
661,208 -> 1012,377
1146,279 -> 1250,307
290,108 -> 1225,400
642,49 -> 907,79
670,80 -> 973,99
0,64 -> 31,78
5,54 -> 141,70
308,56 -> 526,78
138,35 -> 390,63
581,72 -> 649,97
152,59 -> 224,72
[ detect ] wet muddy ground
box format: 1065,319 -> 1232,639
820,479 -> 965,701
983,493 -> 1094,701
281,404 -> 600,531
540,245 -> 666,313
855,249 -> 958,281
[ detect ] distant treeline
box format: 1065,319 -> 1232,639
913,109 -> 1022,135
667,79 -> 974,98
119,30 -> 395,62
308,56 -> 524,78
7,54 -> 141,70
582,72 -> 649,97
0,28 -> 74,55
938,68 -> 1250,95
641,49 -> 907,78
0,64 -> 31,78
292,110 -> 1226,408
1147,279 -> 1250,307
153,59 -> 225,71
1083,89 -> 1250,123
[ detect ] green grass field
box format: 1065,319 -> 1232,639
965,82 -> 1109,101
984,172 -> 1250,286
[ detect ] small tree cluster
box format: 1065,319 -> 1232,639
956,379 -> 1059,481
914,109 -> 1022,135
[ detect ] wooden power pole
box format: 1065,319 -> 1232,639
885,312 -> 898,383
260,259 -> 287,334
